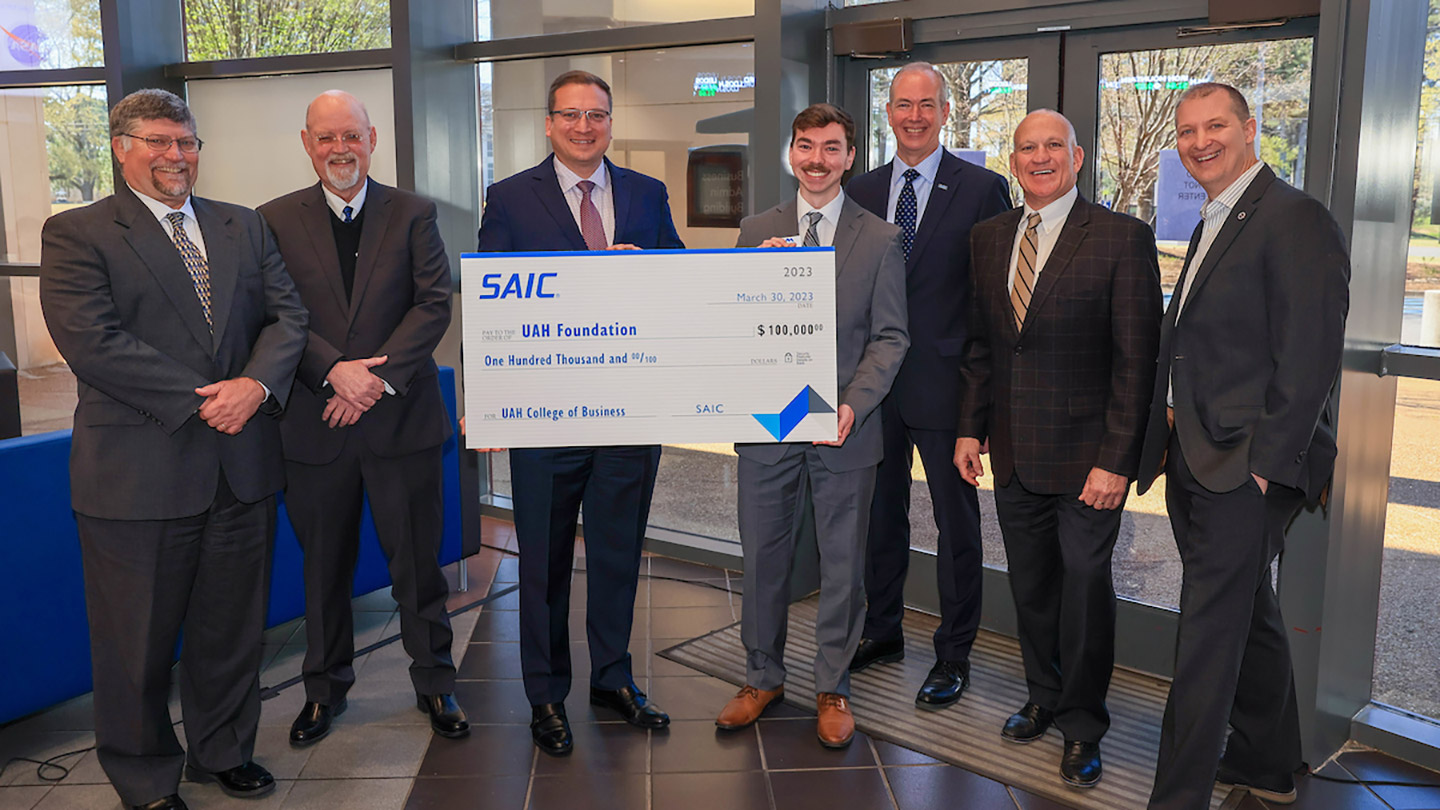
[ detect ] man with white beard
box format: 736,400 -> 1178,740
258,90 -> 466,747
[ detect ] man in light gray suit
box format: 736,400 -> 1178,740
714,103 -> 908,749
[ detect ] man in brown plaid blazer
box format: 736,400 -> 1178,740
954,109 -> 1162,789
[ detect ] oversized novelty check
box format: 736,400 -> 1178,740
460,248 -> 838,448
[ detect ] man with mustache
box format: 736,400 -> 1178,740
1139,83 -> 1350,810
39,88 -> 307,810
956,109 -> 1161,788
258,90 -> 467,747
715,103 -> 908,748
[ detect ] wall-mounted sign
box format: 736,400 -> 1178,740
694,73 -> 755,97
688,146 -> 746,228
1154,149 -> 1206,242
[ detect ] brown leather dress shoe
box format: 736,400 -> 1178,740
716,685 -> 784,730
816,692 -> 855,749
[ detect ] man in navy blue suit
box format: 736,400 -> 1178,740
845,62 -> 1012,708
476,69 -> 684,757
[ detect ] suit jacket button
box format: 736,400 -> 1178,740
1014,346 -> 1023,355
1296,451 -> 1306,462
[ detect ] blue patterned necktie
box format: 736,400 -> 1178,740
896,167 -> 920,261
802,211 -> 823,247
343,205 -> 354,223
166,211 -> 211,329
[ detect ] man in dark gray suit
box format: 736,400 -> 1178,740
714,103 -> 908,749
1137,83 -> 1350,810
258,90 -> 466,747
39,89 -> 307,810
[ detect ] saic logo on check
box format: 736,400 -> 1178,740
752,386 -> 835,441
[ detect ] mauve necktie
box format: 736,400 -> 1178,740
577,180 -> 608,250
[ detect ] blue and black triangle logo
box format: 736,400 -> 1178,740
752,386 -> 835,441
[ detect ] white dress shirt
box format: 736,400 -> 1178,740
884,146 -> 944,225
130,185 -> 207,260
554,159 -> 615,246
321,180 -> 369,220
1007,184 -> 1078,293
796,190 -> 847,248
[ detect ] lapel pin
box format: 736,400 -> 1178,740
937,183 -> 949,190
1236,211 -> 1247,220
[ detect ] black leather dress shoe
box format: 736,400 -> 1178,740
1060,740 -> 1102,788
915,660 -> 969,709
849,637 -> 905,672
416,693 -> 470,738
289,698 -> 346,747
1001,702 -> 1054,743
133,795 -> 188,810
531,702 -> 573,756
1216,762 -> 1297,804
589,685 -> 670,728
184,760 -> 275,799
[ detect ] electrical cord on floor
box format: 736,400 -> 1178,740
0,543 -> 729,784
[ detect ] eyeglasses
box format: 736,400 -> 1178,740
310,132 -> 367,147
122,133 -> 203,154
549,108 -> 611,125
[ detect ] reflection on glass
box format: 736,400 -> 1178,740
1096,39 -> 1314,295
867,59 -> 1028,200
1373,377 -> 1440,718
479,45 -> 752,548
1404,3 -> 1440,348
184,0 -> 390,60
477,0 -> 752,40
0,1 -> 102,69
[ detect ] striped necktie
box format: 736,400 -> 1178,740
1010,212 -> 1042,331
802,211 -> 823,247
166,211 -> 212,329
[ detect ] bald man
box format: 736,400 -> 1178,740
258,90 -> 467,746
956,109 -> 1160,788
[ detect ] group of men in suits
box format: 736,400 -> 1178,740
38,64 -> 1347,810
40,87 -> 468,810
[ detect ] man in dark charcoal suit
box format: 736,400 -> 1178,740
258,89 -> 467,747
714,103 -> 908,749
476,69 -> 684,756
955,109 -> 1161,789
1140,83 -> 1350,810
39,89 -> 307,810
845,61 -> 1012,708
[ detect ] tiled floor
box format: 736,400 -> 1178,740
4,517 -> 1440,809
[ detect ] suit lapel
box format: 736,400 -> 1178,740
529,155 -> 588,250
1178,165 -> 1275,316
297,183 -> 349,315
195,196 -> 239,352
1164,219 -> 1207,330
1020,198 -> 1090,336
984,208 -> 1025,339
833,198 -> 864,278
609,158 -> 633,244
116,187 -> 214,354
906,151 -> 957,269
349,179 -> 393,322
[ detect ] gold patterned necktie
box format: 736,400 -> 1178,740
166,211 -> 212,330
1010,212 -> 1042,331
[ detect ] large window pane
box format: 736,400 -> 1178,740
183,0 -> 391,60
1373,377 -> 1440,718
478,0 -> 751,40
0,1 -> 102,70
1,84 -> 108,379
867,59 -> 1028,200
185,70 -> 397,209
1404,3 -> 1440,348
1096,39 -> 1314,298
479,44 -> 753,549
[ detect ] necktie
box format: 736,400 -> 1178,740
577,180 -> 608,250
1010,212 -> 1042,331
166,211 -> 212,329
343,205 -> 354,223
802,211 -> 823,247
896,167 -> 920,261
